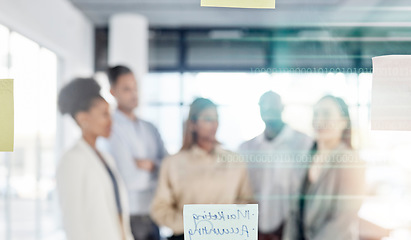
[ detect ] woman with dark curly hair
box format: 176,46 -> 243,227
56,78 -> 133,240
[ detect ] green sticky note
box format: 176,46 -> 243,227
0,79 -> 14,152
201,0 -> 275,9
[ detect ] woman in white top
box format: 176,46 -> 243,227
57,78 -> 133,240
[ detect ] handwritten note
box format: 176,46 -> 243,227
371,55 -> 411,130
183,204 -> 258,240
201,0 -> 275,9
0,79 -> 14,151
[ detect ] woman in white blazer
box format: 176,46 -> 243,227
283,95 -> 365,240
57,78 -> 133,240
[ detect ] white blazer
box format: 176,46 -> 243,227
56,138 -> 134,240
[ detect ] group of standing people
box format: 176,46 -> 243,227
56,65 -> 365,240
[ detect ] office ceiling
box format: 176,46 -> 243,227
68,0 -> 411,27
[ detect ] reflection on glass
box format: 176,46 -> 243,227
140,71 -> 411,239
0,28 -> 59,240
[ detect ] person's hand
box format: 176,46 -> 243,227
135,159 -> 156,172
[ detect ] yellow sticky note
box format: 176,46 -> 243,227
201,0 -> 275,9
0,79 -> 14,151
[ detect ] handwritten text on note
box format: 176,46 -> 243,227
184,204 -> 258,240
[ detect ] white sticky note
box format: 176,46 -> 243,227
0,79 -> 14,151
183,204 -> 258,240
201,0 -> 275,9
371,55 -> 411,130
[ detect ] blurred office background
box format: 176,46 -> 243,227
2,0 -> 411,239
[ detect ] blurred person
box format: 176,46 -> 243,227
98,65 -> 167,240
238,91 -> 313,240
150,98 -> 254,240
57,78 -> 133,240
283,95 -> 365,240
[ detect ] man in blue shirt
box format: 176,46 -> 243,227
239,91 -> 313,240
100,65 -> 167,240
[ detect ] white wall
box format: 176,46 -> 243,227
0,0 -> 95,150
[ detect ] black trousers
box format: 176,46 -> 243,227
259,223 -> 284,240
130,215 -> 160,240
167,234 -> 184,240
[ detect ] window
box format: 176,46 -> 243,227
0,25 -> 60,240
